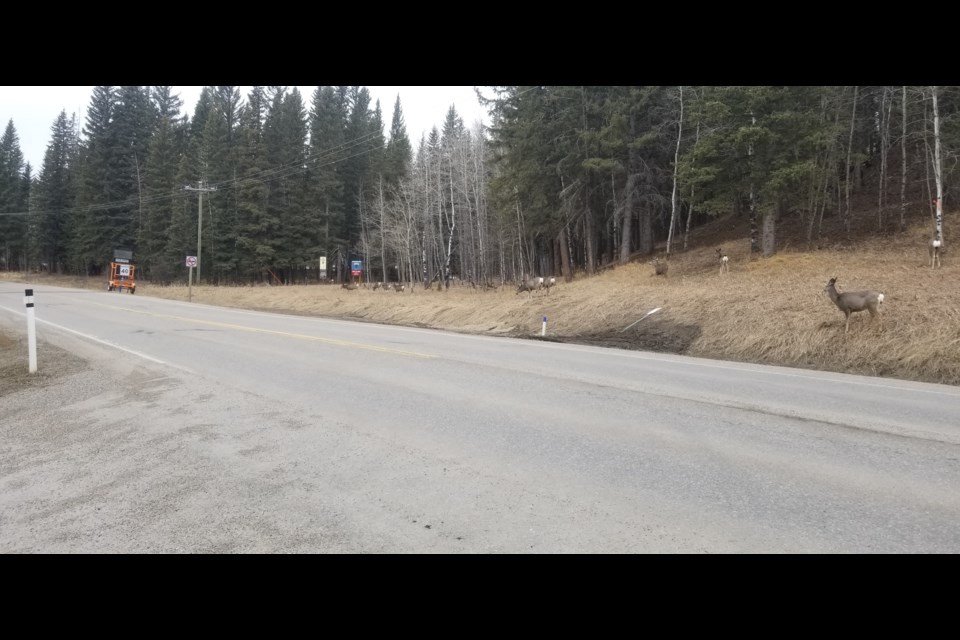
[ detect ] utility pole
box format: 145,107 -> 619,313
184,181 -> 217,283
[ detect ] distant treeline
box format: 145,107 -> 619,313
1,86 -> 956,285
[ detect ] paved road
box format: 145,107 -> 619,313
2,284 -> 960,553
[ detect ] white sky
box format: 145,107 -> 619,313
0,85 -> 489,171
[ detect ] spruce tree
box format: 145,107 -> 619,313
234,86 -> 270,281
384,94 -> 412,186
308,86 -> 348,279
31,110 -> 77,272
0,119 -> 27,270
140,86 -> 186,281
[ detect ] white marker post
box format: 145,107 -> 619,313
542,315 -> 548,336
25,288 -> 37,373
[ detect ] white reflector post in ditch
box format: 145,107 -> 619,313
25,288 -> 37,374
541,315 -> 547,336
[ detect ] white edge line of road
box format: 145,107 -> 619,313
1,306 -> 194,375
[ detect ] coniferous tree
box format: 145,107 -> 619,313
384,95 -> 412,186
163,91 -> 207,280
263,86 -> 310,281
234,86 -> 270,281
201,86 -> 243,282
140,87 -> 186,281
308,86 -> 348,280
341,86 -> 375,265
114,86 -> 156,247
358,98 -> 387,281
0,119 -> 27,270
70,85 -> 119,274
31,110 -> 77,273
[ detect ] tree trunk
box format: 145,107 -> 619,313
748,111 -> 759,254
559,225 -> 572,282
584,199 -> 595,275
638,206 -> 653,255
619,174 -> 635,263
878,86 -> 889,231
619,111 -> 638,264
932,86 -> 944,245
515,195 -> 525,278
444,159 -> 456,288
900,86 -> 908,232
554,235 -> 562,277
683,115 -> 701,252
844,86 -> 858,237
666,85 -> 683,256
378,175 -> 387,281
762,201 -> 779,257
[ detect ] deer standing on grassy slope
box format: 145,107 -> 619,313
650,258 -> 668,276
823,277 -> 884,334
717,248 -> 729,275
517,277 -> 543,295
931,238 -> 942,268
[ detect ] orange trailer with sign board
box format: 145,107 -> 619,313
108,248 -> 137,294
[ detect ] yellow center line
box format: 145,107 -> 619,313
85,300 -> 436,359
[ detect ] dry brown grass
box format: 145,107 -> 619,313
5,215 -> 960,386
0,330 -> 88,395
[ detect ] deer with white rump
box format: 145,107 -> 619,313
541,276 -> 556,294
823,277 -> 884,334
930,238 -> 943,268
717,248 -> 729,275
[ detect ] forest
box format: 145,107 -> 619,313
0,86 -> 956,286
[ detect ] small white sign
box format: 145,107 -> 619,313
319,256 -> 327,270
119,265 -> 130,276
186,256 -> 198,268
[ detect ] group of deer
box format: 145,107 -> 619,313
373,282 -> 406,292
826,236 -> 947,332
650,248 -> 729,278
343,282 -> 406,292
516,276 -> 557,295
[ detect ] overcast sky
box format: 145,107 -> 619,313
0,86 -> 489,172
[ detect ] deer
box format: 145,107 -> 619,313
650,258 -> 668,277
341,282 -> 359,291
541,276 -> 556,294
517,277 -> 542,295
823,277 -> 884,334
930,238 -> 943,269
717,248 -> 729,275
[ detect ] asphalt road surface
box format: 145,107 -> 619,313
2,284 -> 959,553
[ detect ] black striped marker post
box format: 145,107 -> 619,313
25,288 -> 37,373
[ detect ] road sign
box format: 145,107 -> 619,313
351,260 -> 362,271
186,256 -> 197,268
319,256 -> 327,270
119,265 -> 130,276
